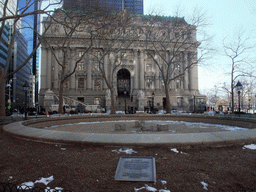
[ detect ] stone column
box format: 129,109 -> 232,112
46,49 -> 52,89
139,50 -> 145,90
70,49 -> 76,90
189,51 -> 199,92
184,52 -> 189,90
103,53 -> 108,89
87,52 -> 92,90
40,47 -> 47,90
53,49 -> 59,89
134,50 -> 139,90
155,56 -> 160,90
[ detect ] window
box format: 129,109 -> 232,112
95,51 -> 100,58
146,64 -> 153,72
94,79 -> 101,90
78,63 -> 85,71
176,79 -> 181,89
94,63 -> 100,71
177,97 -> 183,107
79,51 -> 85,58
78,78 -> 84,88
94,98 -> 100,105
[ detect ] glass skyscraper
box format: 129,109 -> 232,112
63,0 -> 143,14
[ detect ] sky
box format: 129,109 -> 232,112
144,0 -> 256,93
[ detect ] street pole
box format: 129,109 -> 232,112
25,89 -> 28,120
238,90 -> 241,116
152,92 -> 154,114
124,89 -> 127,114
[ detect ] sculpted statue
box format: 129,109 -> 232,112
137,89 -> 145,99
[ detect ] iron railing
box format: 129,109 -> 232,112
0,182 -> 72,192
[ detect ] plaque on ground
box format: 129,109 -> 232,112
115,157 -> 156,182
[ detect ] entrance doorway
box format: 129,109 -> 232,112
117,68 -> 130,96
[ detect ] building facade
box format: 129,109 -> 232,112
39,13 -> 203,112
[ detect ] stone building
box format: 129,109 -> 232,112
39,12 -> 203,112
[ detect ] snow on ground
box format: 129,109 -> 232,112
17,176 -> 63,191
112,148 -> 137,154
134,184 -> 171,192
44,120 -> 248,132
171,148 -> 188,155
242,144 -> 256,150
134,184 -> 157,192
201,181 -> 209,190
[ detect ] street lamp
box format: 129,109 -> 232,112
151,92 -> 155,114
124,88 -> 127,114
23,81 -> 29,120
235,81 -> 242,115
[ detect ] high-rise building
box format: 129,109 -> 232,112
0,24 -> 9,70
18,0 -> 42,106
10,26 -> 31,108
63,0 -> 143,14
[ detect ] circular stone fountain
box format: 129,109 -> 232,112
4,114 -> 256,145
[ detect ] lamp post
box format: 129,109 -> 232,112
152,92 -> 155,114
124,88 -> 127,114
23,81 -> 29,120
235,81 -> 242,115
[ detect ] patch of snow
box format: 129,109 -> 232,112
17,181 -> 34,189
161,180 -> 167,185
145,184 -> 157,191
17,176 -> 61,190
45,186 -> 64,192
201,181 -> 208,190
61,148 -> 66,150
159,189 -> 171,192
134,186 -> 145,191
170,148 -> 179,153
35,175 -> 54,185
112,148 -> 137,154
134,185 -> 157,192
171,148 -> 188,155
242,144 -> 256,150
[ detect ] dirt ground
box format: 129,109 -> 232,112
1,120 -> 256,192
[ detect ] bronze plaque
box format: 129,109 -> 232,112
115,157 -> 156,182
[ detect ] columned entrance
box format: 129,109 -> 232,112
117,69 -> 130,96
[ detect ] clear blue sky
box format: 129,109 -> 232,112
144,0 -> 256,93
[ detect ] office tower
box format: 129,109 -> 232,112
63,0 -> 143,14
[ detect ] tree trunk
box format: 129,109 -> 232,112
231,63 -> 234,113
0,70 -> 6,116
110,88 -> 116,114
165,85 -> 171,113
59,81 -> 64,114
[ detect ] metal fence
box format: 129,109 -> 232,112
0,182 -> 72,192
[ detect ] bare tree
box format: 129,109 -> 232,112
0,0 -> 62,116
90,11 -> 141,114
143,9 -> 212,113
222,29 -> 255,113
40,6 -> 117,114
